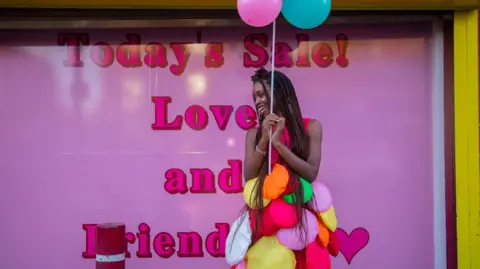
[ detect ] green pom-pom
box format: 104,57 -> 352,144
282,177 -> 313,204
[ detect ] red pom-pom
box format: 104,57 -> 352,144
327,230 -> 340,257
294,250 -> 307,269
283,183 -> 295,194
305,241 -> 330,269
282,175 -> 299,195
266,198 -> 298,228
249,207 -> 279,241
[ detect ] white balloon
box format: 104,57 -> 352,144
225,211 -> 252,266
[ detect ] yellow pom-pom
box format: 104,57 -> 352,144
244,177 -> 271,209
318,205 -> 337,232
246,236 -> 296,269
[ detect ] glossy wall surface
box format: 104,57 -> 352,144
0,23 -> 435,269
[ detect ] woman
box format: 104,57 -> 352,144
231,68 -> 330,269
245,68 -> 323,184
246,66 -> 323,230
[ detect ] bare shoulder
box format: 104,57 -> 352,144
307,119 -> 323,137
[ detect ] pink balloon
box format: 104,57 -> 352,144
312,181 -> 332,212
276,209 -> 318,250
237,0 -> 283,27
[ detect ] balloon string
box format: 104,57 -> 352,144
268,19 -> 277,174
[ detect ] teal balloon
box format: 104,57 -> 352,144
281,0 -> 331,29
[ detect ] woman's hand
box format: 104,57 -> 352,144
271,116 -> 285,147
261,113 -> 281,140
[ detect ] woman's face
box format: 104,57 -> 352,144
253,81 -> 270,119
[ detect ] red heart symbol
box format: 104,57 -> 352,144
335,227 -> 370,264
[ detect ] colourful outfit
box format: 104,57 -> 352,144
226,118 -> 339,269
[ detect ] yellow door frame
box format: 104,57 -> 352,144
453,9 -> 480,269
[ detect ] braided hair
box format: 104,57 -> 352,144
248,67 -> 312,244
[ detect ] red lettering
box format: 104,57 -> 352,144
295,34 -> 311,67
153,233 -> 176,258
58,33 -> 348,70
205,42 -> 225,68
83,223 -> 231,259
218,160 -> 243,194
152,97 -> 255,131
190,169 -> 216,193
151,96 -> 183,130
209,105 -> 234,131
164,168 -> 188,194
136,223 -> 152,258
274,42 -> 294,68
177,232 -> 204,257
335,33 -> 349,68
164,160 -> 243,194
90,42 -> 114,68
170,43 -> 192,76
82,224 -> 135,259
116,33 -> 142,68
125,232 -> 136,258
312,42 -> 333,68
243,33 -> 269,68
241,33 -> 349,69
81,224 -> 96,258
235,105 -> 257,130
144,43 -> 168,68
205,223 -> 229,257
57,33 -> 89,67
185,105 -> 209,131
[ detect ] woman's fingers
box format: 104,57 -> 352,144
268,118 -> 280,125
263,114 -> 280,130
270,113 -> 280,120
265,113 -> 279,120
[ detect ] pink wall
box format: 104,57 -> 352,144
0,22 -> 434,269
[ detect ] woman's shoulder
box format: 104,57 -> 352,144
303,118 -> 322,135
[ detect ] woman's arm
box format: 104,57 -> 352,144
273,120 -> 323,182
243,128 -> 269,181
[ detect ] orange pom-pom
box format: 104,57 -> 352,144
263,164 -> 290,199
316,217 -> 330,248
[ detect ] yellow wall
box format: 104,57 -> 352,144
453,10 -> 480,269
2,0 -> 480,9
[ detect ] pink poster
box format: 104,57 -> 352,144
0,22 -> 434,269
